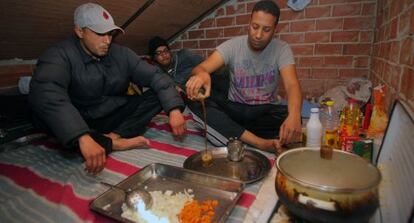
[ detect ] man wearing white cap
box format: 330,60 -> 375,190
29,3 -> 186,174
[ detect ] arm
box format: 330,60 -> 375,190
186,50 -> 225,100
128,49 -> 186,136
278,64 -> 302,145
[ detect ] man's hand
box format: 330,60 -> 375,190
78,134 -> 106,174
279,114 -> 302,145
186,71 -> 211,100
169,109 -> 186,138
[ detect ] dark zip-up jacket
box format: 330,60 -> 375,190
29,35 -> 184,147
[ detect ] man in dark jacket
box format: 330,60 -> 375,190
29,3 -> 186,174
148,36 -> 230,96
148,36 -> 203,93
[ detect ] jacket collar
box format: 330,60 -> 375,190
73,36 -> 112,66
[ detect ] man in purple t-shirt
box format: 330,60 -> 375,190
186,0 -> 302,153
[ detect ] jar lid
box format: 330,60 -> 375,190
276,148 -> 381,193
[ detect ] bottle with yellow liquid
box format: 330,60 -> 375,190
320,100 -> 339,148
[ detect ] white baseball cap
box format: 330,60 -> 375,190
74,3 -> 124,34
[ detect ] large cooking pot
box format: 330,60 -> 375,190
275,147 -> 381,223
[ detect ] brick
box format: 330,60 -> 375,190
169,41 -> 182,50
246,2 -> 255,12
236,14 -> 250,25
226,4 -> 246,15
315,44 -> 342,55
216,17 -> 234,27
215,8 -> 225,17
360,31 -> 373,42
343,44 -> 371,55
291,20 -> 315,32
279,33 -> 305,43
389,41 -> 401,63
320,0 -> 361,4
325,79 -> 347,90
400,67 -> 414,101
362,3 -> 376,16
354,57 -> 370,68
183,40 -> 199,48
324,56 -> 353,66
343,17 -> 374,30
339,69 -> 369,78
188,30 -> 205,39
300,79 -> 326,99
199,40 -> 217,48
274,0 -> 287,9
206,29 -> 223,38
296,68 -> 310,78
298,56 -> 324,67
291,44 -> 314,55
305,6 -> 331,19
398,10 -> 411,37
316,18 -> 343,30
216,38 -> 229,45
411,6 -> 414,35
280,9 -> 304,21
275,22 -> 289,33
223,27 -> 246,37
305,32 -> 330,43
331,31 -> 359,42
333,4 -> 362,17
400,37 -> 413,65
389,18 -> 398,39
311,68 -> 339,78
389,0 -> 403,19
199,19 -> 215,29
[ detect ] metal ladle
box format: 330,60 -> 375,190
100,182 -> 153,210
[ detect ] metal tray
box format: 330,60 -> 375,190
90,163 -> 244,223
183,147 -> 272,184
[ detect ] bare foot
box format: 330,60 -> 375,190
112,136 -> 150,151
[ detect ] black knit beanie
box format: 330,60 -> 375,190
148,36 -> 169,58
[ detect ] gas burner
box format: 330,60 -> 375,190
268,201 -> 314,223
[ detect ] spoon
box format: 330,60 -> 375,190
100,182 -> 153,210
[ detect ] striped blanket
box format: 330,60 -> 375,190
0,111 -> 275,223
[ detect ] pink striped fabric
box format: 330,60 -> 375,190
0,113 -> 277,223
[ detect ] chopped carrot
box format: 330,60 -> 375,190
178,199 -> 219,223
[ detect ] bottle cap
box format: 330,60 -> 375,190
311,108 -> 319,113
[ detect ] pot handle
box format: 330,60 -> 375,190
298,194 -> 336,211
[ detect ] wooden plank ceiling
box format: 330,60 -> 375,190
0,0 -> 223,60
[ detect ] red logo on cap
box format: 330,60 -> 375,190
103,11 -> 109,20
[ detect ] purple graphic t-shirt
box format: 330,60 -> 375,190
217,36 -> 295,105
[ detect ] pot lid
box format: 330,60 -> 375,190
276,148 -> 381,192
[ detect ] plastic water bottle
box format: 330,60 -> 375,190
320,101 -> 339,148
306,108 -> 322,148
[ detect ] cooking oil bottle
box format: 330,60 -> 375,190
342,98 -> 361,136
320,100 -> 339,148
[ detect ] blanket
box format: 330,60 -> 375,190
0,111 -> 275,223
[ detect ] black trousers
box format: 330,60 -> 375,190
85,90 -> 162,138
33,90 -> 162,154
187,90 -> 288,146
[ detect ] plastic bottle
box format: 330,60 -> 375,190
306,108 -> 322,148
342,98 -> 361,136
320,101 -> 339,148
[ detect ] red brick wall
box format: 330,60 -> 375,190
370,0 -> 414,112
170,0 -> 377,100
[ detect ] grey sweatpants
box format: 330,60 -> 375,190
187,91 -> 288,147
